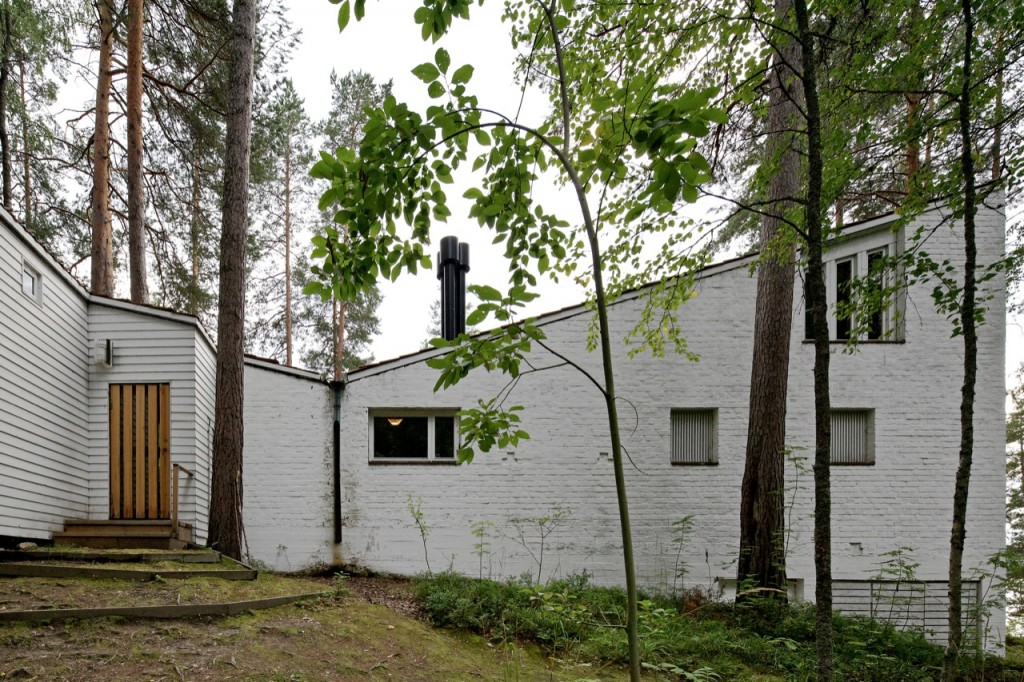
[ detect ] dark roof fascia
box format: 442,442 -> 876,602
243,355 -> 331,384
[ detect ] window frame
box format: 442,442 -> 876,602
801,229 -> 903,343
21,260 -> 41,303
368,408 -> 460,464
670,408 -> 718,466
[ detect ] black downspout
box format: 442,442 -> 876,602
330,380 -> 343,546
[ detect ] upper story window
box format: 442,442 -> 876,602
803,231 -> 901,342
369,410 -> 458,462
21,262 -> 41,303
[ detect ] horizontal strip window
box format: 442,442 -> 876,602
369,410 -> 458,462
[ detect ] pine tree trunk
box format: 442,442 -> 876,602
208,0 -> 257,562
90,0 -> 115,297
284,135 -> 293,366
19,58 -> 28,228
793,0 -> 833,676
0,2 -> 13,212
737,0 -> 799,603
941,0 -> 978,675
126,0 -> 148,304
189,149 -> 201,315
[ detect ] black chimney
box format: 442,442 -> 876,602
437,236 -> 470,341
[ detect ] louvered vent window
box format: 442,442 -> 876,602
671,409 -> 717,465
830,409 -> 874,465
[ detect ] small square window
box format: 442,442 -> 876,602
369,411 -> 459,462
830,409 -> 874,465
21,263 -> 41,302
671,409 -> 717,465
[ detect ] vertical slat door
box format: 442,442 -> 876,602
109,384 -> 171,519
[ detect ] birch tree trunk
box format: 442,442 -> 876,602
942,0 -> 979,674
792,0 -> 833,675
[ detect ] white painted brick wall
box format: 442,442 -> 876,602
242,364 -> 335,569
243,203 -> 1006,646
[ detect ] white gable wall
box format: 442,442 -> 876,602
243,203 -> 1005,646
0,212 -> 90,538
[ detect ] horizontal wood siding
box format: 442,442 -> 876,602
0,214 -> 90,537
87,304 -> 201,529
192,331 -> 216,544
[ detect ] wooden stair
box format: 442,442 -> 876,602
54,519 -> 193,550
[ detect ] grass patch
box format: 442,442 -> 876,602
414,571 -> 1024,681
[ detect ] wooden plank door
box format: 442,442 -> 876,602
109,384 -> 171,519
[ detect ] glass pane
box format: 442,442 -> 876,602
434,416 -> 455,458
866,250 -> 884,339
804,274 -> 813,340
373,417 -> 428,458
22,269 -> 35,296
836,259 -> 853,340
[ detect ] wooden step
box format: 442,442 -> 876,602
55,519 -> 193,550
0,549 -> 220,564
54,535 -> 189,550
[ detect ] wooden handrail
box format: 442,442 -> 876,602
172,463 -> 195,531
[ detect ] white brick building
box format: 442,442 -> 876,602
243,200 -> 1008,648
0,198 -> 1007,648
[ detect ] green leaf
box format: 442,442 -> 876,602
337,1 -> 350,31
427,81 -> 445,98
435,47 -> 450,74
451,64 -> 474,84
354,0 -> 364,19
473,284 -> 502,301
704,107 -> 728,124
466,308 -> 488,326
412,62 -> 441,83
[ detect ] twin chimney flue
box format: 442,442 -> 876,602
437,236 -> 470,341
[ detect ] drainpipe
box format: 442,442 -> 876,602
330,380 -> 343,550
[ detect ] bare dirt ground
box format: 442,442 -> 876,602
0,575 -> 618,681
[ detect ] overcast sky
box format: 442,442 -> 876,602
281,0 -> 592,362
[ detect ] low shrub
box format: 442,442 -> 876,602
414,571 -> 1018,680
